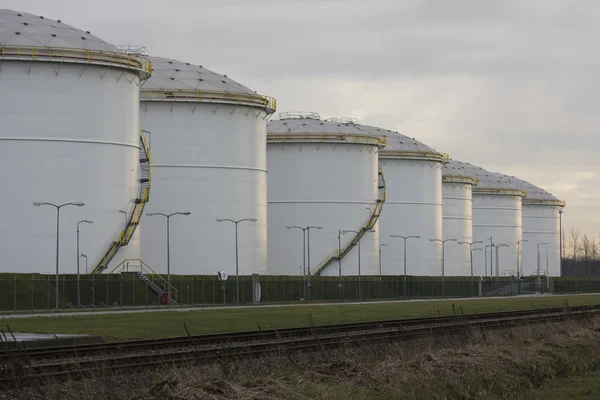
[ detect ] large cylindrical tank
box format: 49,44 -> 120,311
352,125 -> 445,276
267,114 -> 385,276
442,160 -> 477,276
453,161 -> 526,278
501,176 -> 564,277
139,57 -> 275,275
0,10 -> 150,274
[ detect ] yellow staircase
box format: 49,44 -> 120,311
312,166 -> 386,276
109,259 -> 178,304
92,132 -> 151,274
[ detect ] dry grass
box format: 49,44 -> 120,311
3,318 -> 600,399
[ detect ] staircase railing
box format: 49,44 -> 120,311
312,166 -> 386,276
92,132 -> 151,274
109,258 -> 178,302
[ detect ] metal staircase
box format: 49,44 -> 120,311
92,132 -> 151,274
312,166 -> 386,276
111,259 -> 178,304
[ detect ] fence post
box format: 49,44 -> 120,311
47,275 -> 50,311
191,277 -> 194,306
145,280 -> 148,309
92,273 -> 95,310
31,275 -> 34,311
180,275 -> 183,308
132,274 -> 136,308
13,274 -> 17,313
62,274 -> 65,311
106,274 -> 109,308
120,273 -> 123,310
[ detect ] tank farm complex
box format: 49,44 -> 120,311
0,9 -> 565,301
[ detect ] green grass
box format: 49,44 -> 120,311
2,294 -> 599,341
523,369 -> 600,399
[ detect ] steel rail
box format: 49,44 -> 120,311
0,305 -> 596,362
0,307 -> 595,386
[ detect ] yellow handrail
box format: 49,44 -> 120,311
109,259 -> 178,303
92,131 -> 151,274
140,88 -> 276,113
0,45 -> 152,79
268,133 -> 386,147
312,166 -> 386,276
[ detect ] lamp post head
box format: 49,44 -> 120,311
81,253 -> 87,258
381,243 -> 387,247
473,240 -> 483,244
313,226 -> 323,230
368,229 -> 376,233
429,239 -> 437,242
180,212 -> 191,216
248,218 -> 257,222
83,220 -> 94,224
119,210 -> 127,214
73,202 -> 85,207
286,226 -> 293,229
216,218 -> 224,222
147,213 -> 157,217
559,208 -> 563,214
32,202 -> 43,207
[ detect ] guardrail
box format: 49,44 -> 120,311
140,89 -> 276,113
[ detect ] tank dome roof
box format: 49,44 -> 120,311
141,56 -> 275,112
442,159 -> 477,184
143,56 -> 255,94
500,175 -> 565,206
452,160 -> 525,196
0,9 -> 118,51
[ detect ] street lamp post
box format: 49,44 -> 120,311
471,248 -> 483,296
559,208 -> 564,275
458,241 -> 483,294
537,242 -> 548,291
147,212 -> 191,307
33,201 -> 85,311
379,244 -> 387,280
287,225 -> 322,300
342,229 -> 375,301
488,236 -> 494,277
517,240 -> 529,278
217,218 -> 257,304
76,219 -> 94,309
493,244 -> 509,278
81,254 -> 88,274
390,235 -> 420,297
429,238 -> 457,297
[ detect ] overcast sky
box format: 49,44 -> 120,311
6,0 -> 599,238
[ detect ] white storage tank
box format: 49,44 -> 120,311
139,57 -> 275,275
501,176 -> 565,277
0,10 -> 151,274
453,161 -> 526,278
442,160 -> 477,276
267,114 -> 385,276
352,125 -> 445,276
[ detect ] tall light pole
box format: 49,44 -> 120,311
33,201 -> 85,311
76,219 -> 94,309
488,236 -> 494,277
458,241 -> 483,292
493,244 -> 509,278
287,225 -> 322,301
147,211 -> 191,307
559,208 -> 564,275
471,248 -> 482,296
119,210 -> 128,227
430,238 -> 457,297
537,242 -> 548,291
379,243 -> 387,280
517,240 -> 529,278
342,229 -> 375,300
217,218 -> 257,304
390,235 -> 420,297
81,254 -> 88,274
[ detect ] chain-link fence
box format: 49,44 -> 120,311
0,273 -> 598,312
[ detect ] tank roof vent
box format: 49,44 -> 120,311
277,111 -> 321,120
324,116 -> 361,124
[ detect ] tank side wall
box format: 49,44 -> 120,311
140,102 -> 267,275
267,142 -> 380,276
379,159 -> 443,276
442,182 -> 473,276
521,205 -> 561,276
0,62 -> 140,273
472,194 -> 523,277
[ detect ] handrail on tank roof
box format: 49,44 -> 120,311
277,111 -> 321,120
267,133 -> 386,148
0,45 -> 152,79
140,88 -> 276,113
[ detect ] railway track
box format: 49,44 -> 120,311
0,304 -> 597,386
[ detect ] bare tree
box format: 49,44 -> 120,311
581,234 -> 596,276
569,228 -> 581,261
